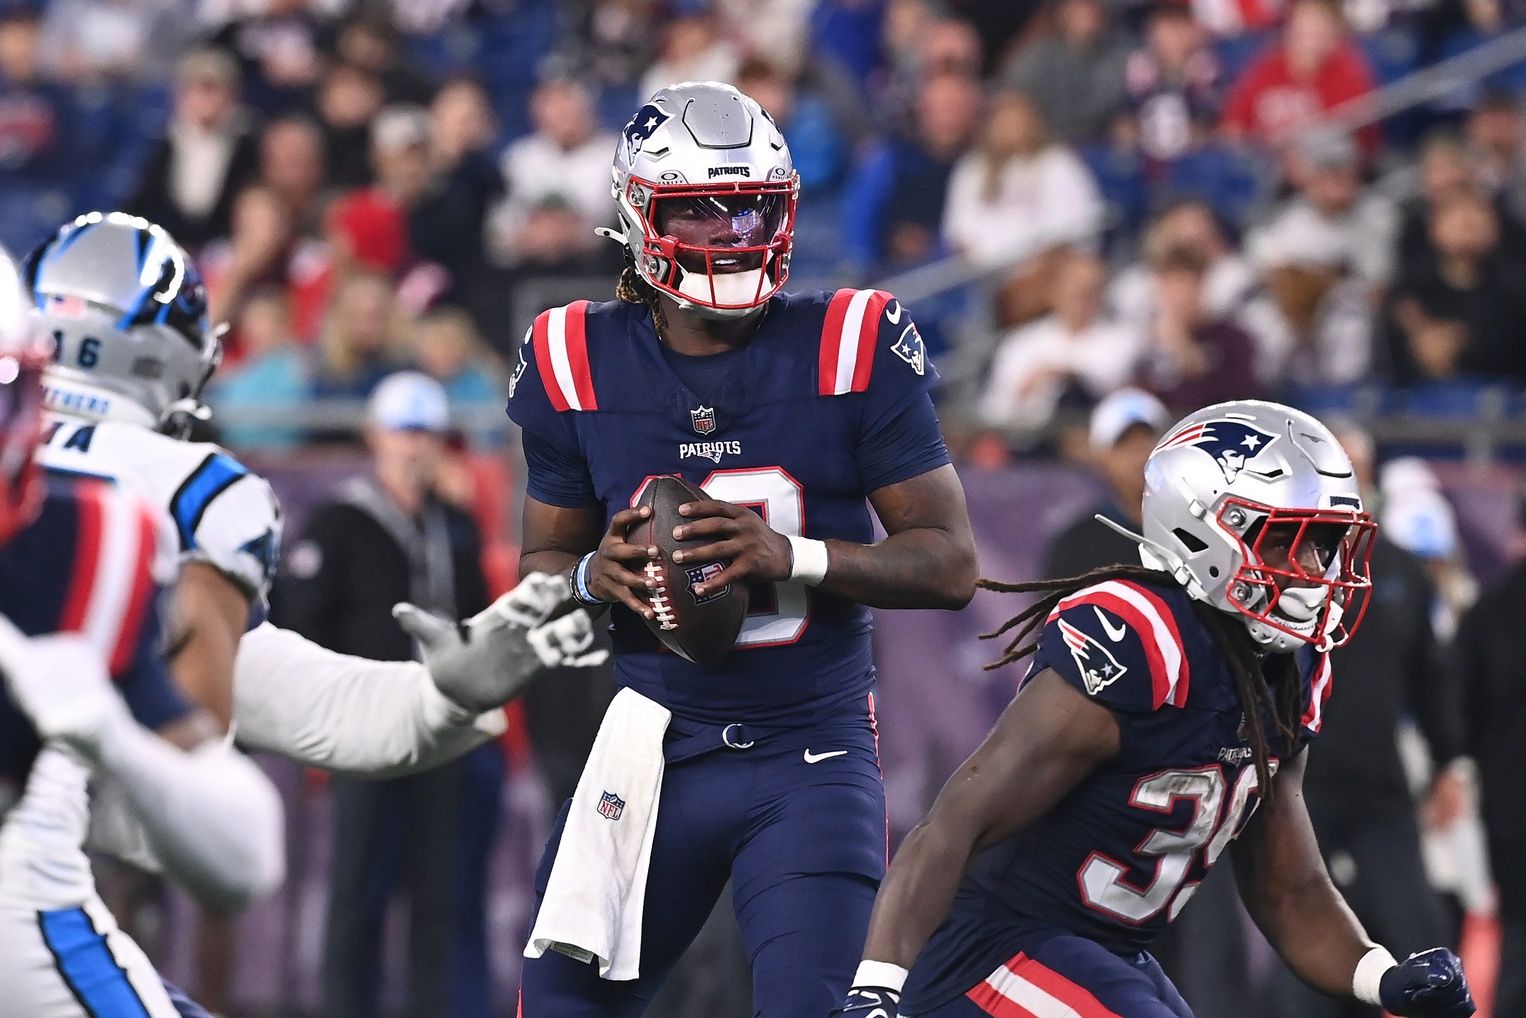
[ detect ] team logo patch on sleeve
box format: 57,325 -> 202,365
597,791 -> 625,820
1057,617 -> 1129,695
890,323 -> 926,376
1157,419 -> 1277,481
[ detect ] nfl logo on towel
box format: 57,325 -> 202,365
690,405 -> 716,435
598,791 -> 625,820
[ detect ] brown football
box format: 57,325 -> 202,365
627,475 -> 749,667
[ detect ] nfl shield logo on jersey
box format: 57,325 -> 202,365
597,791 -> 625,821
1057,618 -> 1129,695
690,405 -> 717,435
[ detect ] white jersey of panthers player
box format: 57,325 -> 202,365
36,415 -> 281,612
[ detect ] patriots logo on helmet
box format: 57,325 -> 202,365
1158,419 -> 1278,482
623,104 -> 670,159
1057,618 -> 1129,696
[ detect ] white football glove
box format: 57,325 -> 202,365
0,614 -> 128,759
392,571 -> 608,714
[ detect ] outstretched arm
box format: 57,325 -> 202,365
1233,749 -> 1474,1017
834,670 -> 1119,1013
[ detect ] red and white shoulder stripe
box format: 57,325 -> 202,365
1301,652 -> 1334,734
966,951 -> 1124,1018
818,288 -> 892,396
60,485 -> 159,677
531,300 -> 598,412
1049,580 -> 1190,709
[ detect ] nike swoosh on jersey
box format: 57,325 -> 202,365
1094,605 -> 1129,642
803,749 -> 848,764
885,301 -> 902,325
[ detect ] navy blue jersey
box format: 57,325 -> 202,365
0,483 -> 188,795
505,289 -> 948,724
908,578 -> 1332,1008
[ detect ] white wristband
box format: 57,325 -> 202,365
1352,946 -> 1397,1005
787,535 -> 830,585
852,960 -> 909,993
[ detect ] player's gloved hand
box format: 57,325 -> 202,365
670,497 -> 793,595
1379,948 -> 1475,1018
393,572 -> 608,714
587,504 -> 662,618
828,986 -> 901,1018
0,614 -> 129,759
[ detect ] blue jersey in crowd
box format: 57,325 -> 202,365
905,577 -> 1332,1012
0,482 -> 188,797
505,288 -> 949,725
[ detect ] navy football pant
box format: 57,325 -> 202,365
519,705 -> 886,1017
912,936 -> 1194,1018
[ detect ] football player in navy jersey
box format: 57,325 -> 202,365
833,400 -> 1475,1018
506,81 -> 977,1016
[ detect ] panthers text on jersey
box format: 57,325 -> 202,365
902,577 -> 1333,1013
0,482 -> 188,823
35,417 -> 282,622
506,289 -> 947,725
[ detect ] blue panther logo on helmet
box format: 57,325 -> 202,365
1157,419 -> 1278,482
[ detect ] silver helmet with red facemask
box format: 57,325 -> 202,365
0,244 -> 45,545
602,81 -> 799,319
1102,400 -> 1377,653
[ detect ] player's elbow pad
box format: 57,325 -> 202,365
99,731 -> 286,911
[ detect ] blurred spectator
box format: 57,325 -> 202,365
716,0 -> 815,76
201,184 -> 332,347
1221,0 -> 1378,155
1379,458 -> 1478,640
1190,0 -> 1282,37
1247,132 -> 1397,288
942,90 -> 1103,271
312,270 -> 408,400
1398,134 -> 1487,271
1000,0 -> 1131,143
129,48 -> 258,252
409,78 -> 502,305
1111,200 -> 1295,384
735,57 -> 847,192
842,72 -> 981,275
411,306 -> 505,441
314,61 -> 384,189
327,105 -> 429,277
1133,245 -> 1263,410
875,10 -> 982,130
39,0 -> 188,84
0,7 -> 74,185
274,371 -> 500,1018
1467,92 -> 1526,224
259,115 -> 327,237
208,0 -> 333,115
637,11 -> 739,101
1384,189 -> 1526,385
1454,489 -> 1526,1018
1123,2 -> 1223,163
489,77 -> 615,269
332,12 -> 433,106
979,250 -> 1141,430
207,286 -> 312,451
1043,387 -> 1169,579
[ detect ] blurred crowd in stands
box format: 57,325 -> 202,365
4,0 -> 1526,457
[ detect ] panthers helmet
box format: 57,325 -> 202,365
0,244 -> 45,544
23,212 -> 220,438
605,81 -> 799,319
1119,399 -> 1377,652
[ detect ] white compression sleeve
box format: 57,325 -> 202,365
90,725 -> 285,912
231,623 -> 505,777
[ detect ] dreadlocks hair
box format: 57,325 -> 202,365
616,262 -> 670,334
979,564 -> 1303,799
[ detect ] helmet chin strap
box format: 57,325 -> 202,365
674,265 -> 769,312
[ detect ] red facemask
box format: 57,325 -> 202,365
625,175 -> 798,312
1218,497 -> 1378,649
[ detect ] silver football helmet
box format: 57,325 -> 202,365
23,212 -> 221,438
1105,399 -> 1377,652
600,81 -> 799,318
